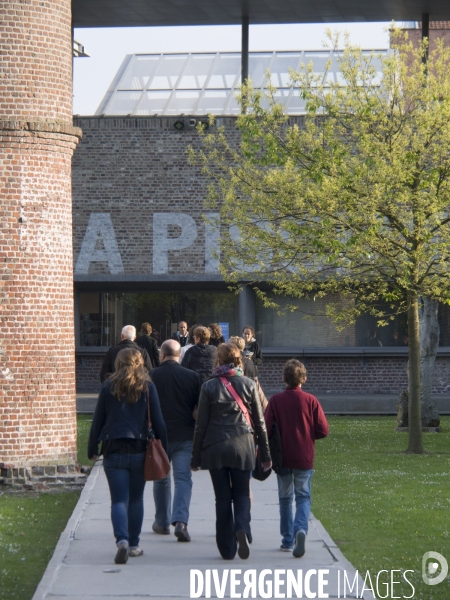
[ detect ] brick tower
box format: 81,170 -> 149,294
0,1 -> 82,485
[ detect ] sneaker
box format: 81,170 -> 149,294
128,547 -> 144,557
236,531 -> 250,560
152,520 -> 170,535
114,540 -> 129,564
280,545 -> 293,552
174,522 -> 191,542
293,530 -> 306,558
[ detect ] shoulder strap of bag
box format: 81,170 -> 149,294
219,376 -> 253,429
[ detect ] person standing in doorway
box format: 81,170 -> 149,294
150,340 -> 202,542
264,359 -> 328,557
172,321 -> 189,347
242,326 -> 262,376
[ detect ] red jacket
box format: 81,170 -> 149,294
264,387 -> 329,470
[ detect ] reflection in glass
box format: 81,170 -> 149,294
79,291 -> 238,347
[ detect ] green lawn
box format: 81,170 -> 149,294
0,491 -> 80,600
77,414 -> 95,467
313,416 -> 450,599
0,416 -> 94,600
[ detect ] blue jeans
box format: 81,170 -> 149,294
103,452 -> 146,548
277,468 -> 314,549
153,440 -> 193,526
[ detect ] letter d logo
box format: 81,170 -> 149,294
422,551 -> 448,585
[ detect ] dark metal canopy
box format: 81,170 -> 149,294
72,0 -> 450,28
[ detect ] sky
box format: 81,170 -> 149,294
73,22 -> 392,115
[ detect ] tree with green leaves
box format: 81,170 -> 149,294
190,30 -> 450,453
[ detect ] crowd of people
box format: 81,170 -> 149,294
89,320 -> 328,565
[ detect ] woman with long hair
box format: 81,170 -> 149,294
88,348 -> 167,564
190,343 -> 271,560
208,323 -> 225,347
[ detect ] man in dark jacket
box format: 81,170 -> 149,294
136,322 -> 160,369
99,325 -> 152,383
180,325 -> 216,383
150,340 -> 202,542
265,359 -> 329,558
171,320 -> 189,347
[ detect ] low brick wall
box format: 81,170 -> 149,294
76,352 -> 450,398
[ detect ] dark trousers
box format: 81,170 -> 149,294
209,467 -> 251,560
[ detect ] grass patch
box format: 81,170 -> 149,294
313,416 -> 450,599
0,490 -> 80,600
77,414 -> 95,467
0,415 -> 95,600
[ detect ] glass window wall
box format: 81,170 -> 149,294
78,291 -> 238,347
255,293 -> 449,348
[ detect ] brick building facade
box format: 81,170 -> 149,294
72,115 -> 450,400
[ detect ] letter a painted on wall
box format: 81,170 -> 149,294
75,213 -> 124,274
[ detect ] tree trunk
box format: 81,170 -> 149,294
419,297 -> 440,427
406,292 -> 424,453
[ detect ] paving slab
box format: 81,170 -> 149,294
33,462 -> 372,599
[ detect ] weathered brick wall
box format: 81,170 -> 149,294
72,117 -> 244,276
0,1 -> 80,471
0,1 -> 73,121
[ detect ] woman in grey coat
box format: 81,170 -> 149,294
190,343 -> 271,560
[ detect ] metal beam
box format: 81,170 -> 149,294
241,16 -> 249,85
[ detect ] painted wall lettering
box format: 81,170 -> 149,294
75,213 -> 124,275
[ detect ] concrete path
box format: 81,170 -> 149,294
33,463 -> 372,599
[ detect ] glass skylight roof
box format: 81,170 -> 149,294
96,50 -> 387,117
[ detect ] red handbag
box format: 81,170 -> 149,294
144,389 -> 170,481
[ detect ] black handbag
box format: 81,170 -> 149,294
252,445 -> 272,481
269,422 -> 283,474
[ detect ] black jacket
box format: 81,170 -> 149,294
150,360 -> 202,442
172,331 -> 189,347
100,339 -> 152,383
136,334 -> 160,369
209,336 -> 225,347
87,381 -> 167,459
243,356 -> 256,379
181,344 -> 216,383
191,375 -> 271,469
245,340 -> 262,375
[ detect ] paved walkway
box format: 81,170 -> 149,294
33,463 -> 372,599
